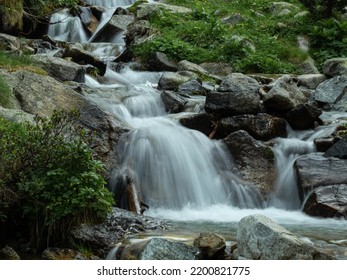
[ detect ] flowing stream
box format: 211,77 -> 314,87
46,0 -> 347,259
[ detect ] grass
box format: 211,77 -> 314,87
131,0 -> 345,74
0,75 -> 12,108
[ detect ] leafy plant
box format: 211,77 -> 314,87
0,110 -> 114,249
0,75 -> 12,108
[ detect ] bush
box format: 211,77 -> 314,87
0,110 -> 114,249
0,75 -> 12,108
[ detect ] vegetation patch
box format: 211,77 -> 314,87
0,75 -> 12,108
0,51 -> 46,75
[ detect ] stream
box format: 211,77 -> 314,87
46,0 -> 347,259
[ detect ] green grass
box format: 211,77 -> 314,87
131,0 -> 345,74
0,75 -> 12,108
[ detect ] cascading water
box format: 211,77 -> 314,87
46,0 -> 347,258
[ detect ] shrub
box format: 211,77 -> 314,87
0,110 -> 114,249
0,75 -> 12,108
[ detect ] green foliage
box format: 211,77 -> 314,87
0,51 -> 46,75
24,0 -> 79,16
299,0 -> 347,19
132,0 -> 310,73
0,75 -> 12,108
0,110 -> 114,249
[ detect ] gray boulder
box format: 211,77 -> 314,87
178,80 -> 206,96
303,185 -> 347,219
0,33 -> 20,51
161,91 -> 187,113
0,245 -> 20,260
323,57 -> 347,77
215,113 -> 287,140
218,73 -> 259,93
32,55 -> 85,82
285,103 -> 322,130
294,153 -> 347,201
178,113 -> 214,136
314,75 -> 347,111
136,2 -> 192,20
297,74 -> 327,89
237,214 -> 334,259
158,71 -> 197,90
223,130 -> 276,197
147,52 -> 178,72
263,80 -> 307,113
324,135 -> 347,159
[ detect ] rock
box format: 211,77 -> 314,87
300,57 -> 320,74
158,71 -> 197,90
215,113 -> 287,140
0,33 -> 20,51
269,2 -> 300,15
314,76 -> 347,111
0,245 -> 20,260
161,91 -> 187,113
178,80 -> 206,96
147,52 -> 178,72
205,73 -> 260,118
303,185 -> 347,219
199,62 -> 233,77
78,6 -> 99,34
324,136 -> 347,159
124,20 -> 152,47
31,55 -> 85,82
91,14 -> 134,42
323,58 -> 347,77
1,70 -> 127,175
223,130 -> 276,196
136,2 -> 192,20
314,137 -> 338,152
285,103 -> 322,130
178,60 -> 209,76
64,44 -> 107,76
263,80 -> 308,113
294,153 -> 347,201
237,214 -> 334,259
0,107 -> 34,123
178,113 -> 214,136
297,74 -> 327,89
193,232 -> 226,259
221,13 -> 245,25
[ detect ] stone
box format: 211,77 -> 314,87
218,73 -> 259,93
0,107 -> 34,123
223,130 -> 276,197
193,232 -> 226,259
296,74 -> 327,89
136,2 -> 192,20
178,60 -> 209,76
263,80 -> 308,113
161,91 -> 187,113
0,33 -> 20,51
285,103 -> 322,130
199,62 -> 233,76
303,185 -> 347,219
314,75 -> 347,111
0,245 -> 20,260
299,57 -> 320,74
178,113 -> 214,137
147,52 -> 178,72
269,2 -> 300,15
178,80 -> 206,96
158,71 -> 197,90
31,55 -> 86,82
215,113 -> 287,140
78,6 -> 99,34
324,136 -> 347,159
323,57 -> 347,77
314,137 -> 338,152
294,153 -> 347,202
237,214 -> 334,259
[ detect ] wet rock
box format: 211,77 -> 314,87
0,245 -> 20,260
294,153 -> 347,201
178,80 -> 206,96
299,57 -> 320,74
158,71 -> 197,90
314,137 -> 338,152
263,80 -> 307,113
324,136 -> 347,159
314,75 -> 347,111
237,214 -> 334,259
323,58 -> 347,77
32,55 -> 85,82
78,6 -> 99,34
303,185 -> 347,219
193,232 -> 226,259
285,103 -> 322,130
179,113 -> 214,136
223,130 -> 276,196
297,74 -> 327,89
0,33 -> 20,51
124,20 -> 151,47
218,73 -> 259,93
147,52 -> 178,72
161,91 -> 187,113
215,113 -> 287,140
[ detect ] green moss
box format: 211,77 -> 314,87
0,75 -> 12,108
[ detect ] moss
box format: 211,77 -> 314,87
0,75 -> 12,108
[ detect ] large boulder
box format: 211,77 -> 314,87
31,55 -> 86,82
178,80 -> 206,96
158,71 -> 197,90
205,73 -> 261,118
237,214 -> 334,259
314,75 -> 347,111
147,52 -> 178,72
296,74 -> 327,90
323,58 -> 347,77
178,113 -> 214,136
223,130 -> 276,197
215,113 -> 287,140
160,91 -> 187,113
1,70 -> 127,174
324,135 -> 347,159
285,103 -> 322,130
303,185 -> 347,219
294,153 -> 347,201
263,80 -> 308,113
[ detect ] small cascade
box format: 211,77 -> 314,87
84,0 -> 137,8
48,9 -> 89,42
